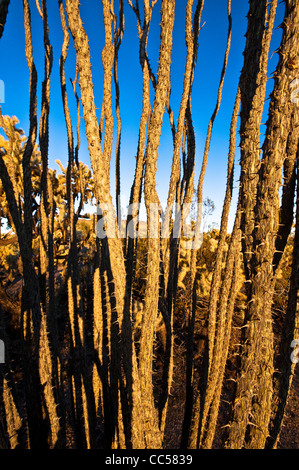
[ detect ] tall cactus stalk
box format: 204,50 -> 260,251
194,87 -> 241,449
244,0 -> 298,448
138,0 -> 175,449
225,0 -> 299,449
65,0 -> 145,449
181,0 -> 232,447
0,0 -> 10,40
237,0 -> 275,283
158,0 -> 203,439
223,0 -> 273,448
2,377 -> 22,448
114,0 -> 124,221
267,144 -> 299,448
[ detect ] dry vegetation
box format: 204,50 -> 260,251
0,0 -> 298,450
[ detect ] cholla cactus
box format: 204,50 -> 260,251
0,115 -> 41,230
46,159 -> 94,258
0,240 -> 19,281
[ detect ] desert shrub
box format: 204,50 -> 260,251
0,242 -> 20,282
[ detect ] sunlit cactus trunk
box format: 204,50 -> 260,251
138,0 -> 175,448
159,0 -> 203,439
267,145 -> 299,448
65,0 -> 143,449
226,0 -> 298,449
182,0 -> 233,448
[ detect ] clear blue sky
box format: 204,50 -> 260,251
0,0 -> 284,231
